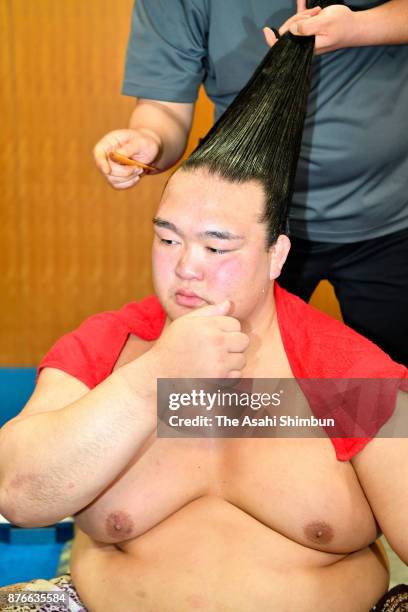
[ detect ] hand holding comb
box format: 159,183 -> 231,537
109,151 -> 156,173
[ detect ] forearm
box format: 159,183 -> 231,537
129,99 -> 194,171
351,0 -> 408,46
0,356 -> 156,526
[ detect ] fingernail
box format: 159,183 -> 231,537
290,23 -> 298,34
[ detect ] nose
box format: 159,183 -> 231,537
175,245 -> 204,281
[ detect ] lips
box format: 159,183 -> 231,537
175,289 -> 207,308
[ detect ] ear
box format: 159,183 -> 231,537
268,235 -> 291,280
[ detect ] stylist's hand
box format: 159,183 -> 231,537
93,128 -> 161,190
264,0 -> 357,55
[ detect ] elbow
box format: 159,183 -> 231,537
0,509 -> 38,529
0,423 -> 66,527
0,497 -> 61,528
0,487 -> 41,528
0,477 -> 62,528
0,488 -> 28,527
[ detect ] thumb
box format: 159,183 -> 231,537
290,13 -> 323,36
191,300 -> 231,317
118,136 -> 159,165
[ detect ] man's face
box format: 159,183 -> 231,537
152,168 -> 286,322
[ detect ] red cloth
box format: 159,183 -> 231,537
38,284 -> 407,461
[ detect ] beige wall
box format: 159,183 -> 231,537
0,0 -> 340,366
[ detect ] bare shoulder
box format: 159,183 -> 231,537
351,390 -> 408,564
352,389 -> 408,470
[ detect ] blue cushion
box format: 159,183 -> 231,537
0,368 -> 36,427
0,523 -> 73,587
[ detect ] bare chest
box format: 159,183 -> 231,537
75,434 -> 377,553
75,334 -> 377,553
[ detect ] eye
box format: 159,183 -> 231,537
206,246 -> 230,255
159,238 -> 178,246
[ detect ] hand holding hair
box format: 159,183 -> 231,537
282,4 -> 359,55
263,6 -> 322,48
291,0 -> 408,49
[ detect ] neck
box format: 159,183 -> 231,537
240,283 -> 291,377
241,282 -> 278,338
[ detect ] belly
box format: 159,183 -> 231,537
72,497 -> 389,612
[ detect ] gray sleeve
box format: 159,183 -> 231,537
122,0 -> 209,102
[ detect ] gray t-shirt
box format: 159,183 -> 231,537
123,0 -> 408,242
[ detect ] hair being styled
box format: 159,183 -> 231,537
182,31 -> 315,248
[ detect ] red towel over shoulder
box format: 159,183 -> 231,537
38,284 -> 407,461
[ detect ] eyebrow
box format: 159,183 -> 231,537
153,217 -> 244,241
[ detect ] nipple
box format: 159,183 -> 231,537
304,521 -> 334,545
105,510 -> 134,539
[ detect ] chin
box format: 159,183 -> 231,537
159,299 -> 189,321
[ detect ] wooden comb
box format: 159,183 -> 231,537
109,151 -> 156,172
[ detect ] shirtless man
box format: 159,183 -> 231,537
0,167 -> 407,611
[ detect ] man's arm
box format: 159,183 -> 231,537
265,0 -> 408,55
0,301 -> 248,528
351,391 -> 408,565
0,356 -> 157,527
93,99 -> 194,190
128,100 -> 195,168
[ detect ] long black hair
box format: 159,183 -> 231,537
182,30 -> 315,247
